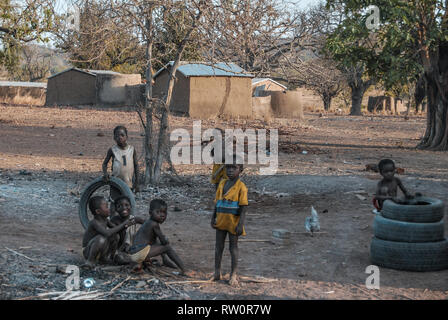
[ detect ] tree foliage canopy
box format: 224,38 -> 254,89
0,0 -> 55,73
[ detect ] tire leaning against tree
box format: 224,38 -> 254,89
370,237 -> 448,272
373,213 -> 445,243
381,197 -> 444,223
78,176 -> 136,229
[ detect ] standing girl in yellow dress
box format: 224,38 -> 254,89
210,156 -> 248,286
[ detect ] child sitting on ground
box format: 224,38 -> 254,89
109,196 -> 145,264
211,155 -> 248,286
374,158 -> 415,211
128,199 -> 190,274
82,196 -> 136,268
102,126 -> 140,214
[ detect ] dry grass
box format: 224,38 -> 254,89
1,94 -> 45,106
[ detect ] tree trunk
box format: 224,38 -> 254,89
152,6 -> 204,184
323,94 -> 331,111
144,14 -> 154,185
350,85 -> 364,115
418,68 -> 448,150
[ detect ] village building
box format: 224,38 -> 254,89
45,68 -> 142,107
153,61 -> 253,118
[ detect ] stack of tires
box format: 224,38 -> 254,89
370,197 -> 448,271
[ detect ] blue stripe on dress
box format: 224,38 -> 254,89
217,207 -> 239,215
216,199 -> 239,209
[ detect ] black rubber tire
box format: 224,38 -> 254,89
370,237 -> 448,272
373,213 -> 445,243
382,197 -> 444,223
78,177 -> 135,229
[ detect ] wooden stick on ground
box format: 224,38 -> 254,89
110,275 -> 131,293
5,247 -> 35,261
239,276 -> 277,283
292,232 -> 328,235
165,280 -> 213,285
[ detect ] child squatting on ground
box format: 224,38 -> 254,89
374,158 -> 419,211
102,126 -> 140,214
211,156 -> 248,286
127,199 -> 191,275
82,196 -> 136,269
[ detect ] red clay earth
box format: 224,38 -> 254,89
0,104 -> 447,299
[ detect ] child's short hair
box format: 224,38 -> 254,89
114,195 -> 131,209
226,154 -> 244,170
378,159 -> 395,172
113,125 -> 128,136
149,199 -> 167,212
89,196 -> 105,214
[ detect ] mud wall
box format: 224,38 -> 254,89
252,96 -> 272,121
45,70 -> 96,106
153,70 -> 190,114
189,77 -> 252,119
96,73 -> 141,107
270,90 -> 303,119
0,85 -> 46,105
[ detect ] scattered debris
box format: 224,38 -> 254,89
5,247 -> 34,261
110,275 -> 131,292
272,229 -> 291,239
365,163 -> 379,172
83,278 -> 95,289
305,206 -> 320,236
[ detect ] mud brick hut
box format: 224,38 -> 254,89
0,81 -> 47,105
252,78 -> 286,96
45,68 -> 142,107
251,78 -> 303,120
153,61 -> 253,118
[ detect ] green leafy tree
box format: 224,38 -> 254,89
0,0 -> 54,74
326,0 -> 448,150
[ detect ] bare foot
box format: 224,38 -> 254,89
180,270 -> 195,278
211,271 -> 221,281
132,263 -> 144,274
162,258 -> 177,269
228,274 -> 239,286
80,261 -> 95,270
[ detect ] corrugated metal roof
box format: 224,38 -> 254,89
252,78 -> 287,89
154,61 -> 253,78
0,81 -> 47,88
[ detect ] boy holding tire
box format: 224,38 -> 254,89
82,196 -> 136,269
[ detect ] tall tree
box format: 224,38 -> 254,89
324,2 -> 376,115
53,0 -> 145,73
201,0 -> 309,77
326,0 -> 448,150
115,0 -> 208,184
285,55 -> 344,111
0,0 -> 55,73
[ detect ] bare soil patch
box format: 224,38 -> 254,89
1,105 -> 447,299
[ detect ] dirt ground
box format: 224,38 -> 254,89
1,103 -> 448,300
